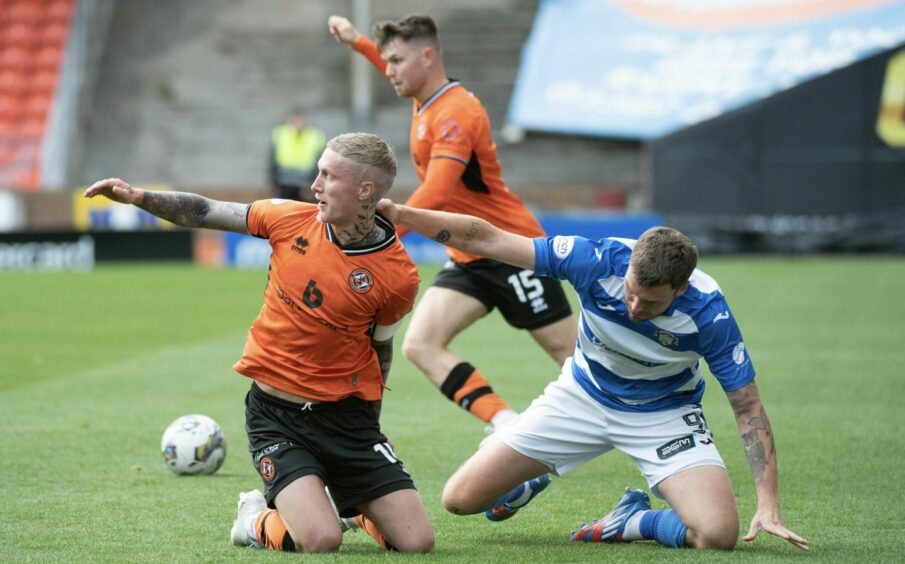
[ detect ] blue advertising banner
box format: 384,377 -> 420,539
508,0 -> 905,139
221,213 -> 662,268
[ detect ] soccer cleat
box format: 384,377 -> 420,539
340,516 -> 361,533
485,474 -> 551,522
570,488 -> 651,543
230,489 -> 267,547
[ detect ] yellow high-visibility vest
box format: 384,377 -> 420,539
272,125 -> 325,172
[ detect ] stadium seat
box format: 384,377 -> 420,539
0,93 -> 20,121
6,2 -> 43,26
34,45 -> 63,69
0,47 -> 32,72
0,70 -> 25,95
25,94 -> 51,119
1,23 -> 39,48
28,69 -> 57,94
40,22 -> 69,46
0,0 -> 74,189
47,0 -> 74,22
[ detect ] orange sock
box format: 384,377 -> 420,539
253,509 -> 296,552
355,514 -> 396,551
440,362 -> 510,423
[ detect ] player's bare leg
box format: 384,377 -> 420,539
656,465 -> 740,549
441,439 -> 551,515
235,474 -> 342,552
528,315 -> 578,366
403,287 -> 515,425
353,489 -> 435,552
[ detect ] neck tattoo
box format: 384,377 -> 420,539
340,224 -> 385,248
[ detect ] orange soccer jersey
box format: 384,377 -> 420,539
354,37 -> 545,263
233,199 -> 420,402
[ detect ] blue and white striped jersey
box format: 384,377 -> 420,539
533,235 -> 755,412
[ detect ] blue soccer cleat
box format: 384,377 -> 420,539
570,488 -> 651,543
485,474 -> 551,522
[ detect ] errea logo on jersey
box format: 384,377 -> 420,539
732,342 -> 747,365
552,236 -> 574,259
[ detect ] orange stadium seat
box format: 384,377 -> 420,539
28,69 -> 57,93
40,22 -> 69,46
25,93 -> 51,119
34,45 -> 62,69
47,0 -> 74,22
0,23 -> 39,49
6,2 -> 43,26
0,70 -> 25,95
0,46 -> 32,71
0,0 -> 73,188
0,93 -> 20,120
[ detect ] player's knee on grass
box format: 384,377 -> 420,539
391,529 -> 436,553
294,529 -> 343,553
686,516 -> 739,550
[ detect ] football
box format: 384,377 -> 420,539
160,414 -> 227,475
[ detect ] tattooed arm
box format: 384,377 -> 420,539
727,380 -> 809,551
376,199 -> 535,270
84,178 -> 250,234
372,336 -> 394,385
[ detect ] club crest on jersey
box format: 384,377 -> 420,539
655,330 -> 678,347
259,456 -> 275,481
438,119 -> 462,141
349,268 -> 374,294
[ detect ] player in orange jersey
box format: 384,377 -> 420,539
328,13 -> 577,435
84,132 -> 434,554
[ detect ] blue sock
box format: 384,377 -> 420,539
639,509 -> 687,548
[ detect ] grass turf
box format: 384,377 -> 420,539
1,257 -> 903,562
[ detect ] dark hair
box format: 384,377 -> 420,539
629,227 -> 698,289
373,14 -> 439,49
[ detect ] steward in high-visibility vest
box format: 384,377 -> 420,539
269,110 -> 326,202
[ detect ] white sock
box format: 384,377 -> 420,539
621,510 -> 648,541
491,409 -> 518,429
244,511 -> 263,547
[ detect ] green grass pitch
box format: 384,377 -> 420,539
1,257 -> 904,562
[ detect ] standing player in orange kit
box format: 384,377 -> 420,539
84,133 -> 434,554
328,13 -> 577,436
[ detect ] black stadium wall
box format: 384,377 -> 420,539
651,46 -> 905,253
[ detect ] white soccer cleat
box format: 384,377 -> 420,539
230,489 -> 266,547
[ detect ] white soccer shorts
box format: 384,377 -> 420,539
496,365 -> 726,498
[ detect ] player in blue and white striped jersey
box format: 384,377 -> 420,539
377,199 -> 808,553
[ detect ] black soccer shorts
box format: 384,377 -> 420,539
432,258 -> 572,330
244,383 -> 416,518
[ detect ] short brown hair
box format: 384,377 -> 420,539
374,14 -> 439,49
326,132 -> 397,195
629,227 -> 698,289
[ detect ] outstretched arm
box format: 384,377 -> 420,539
327,15 -> 387,73
727,381 -> 809,551
377,199 -> 535,270
84,178 -> 250,234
